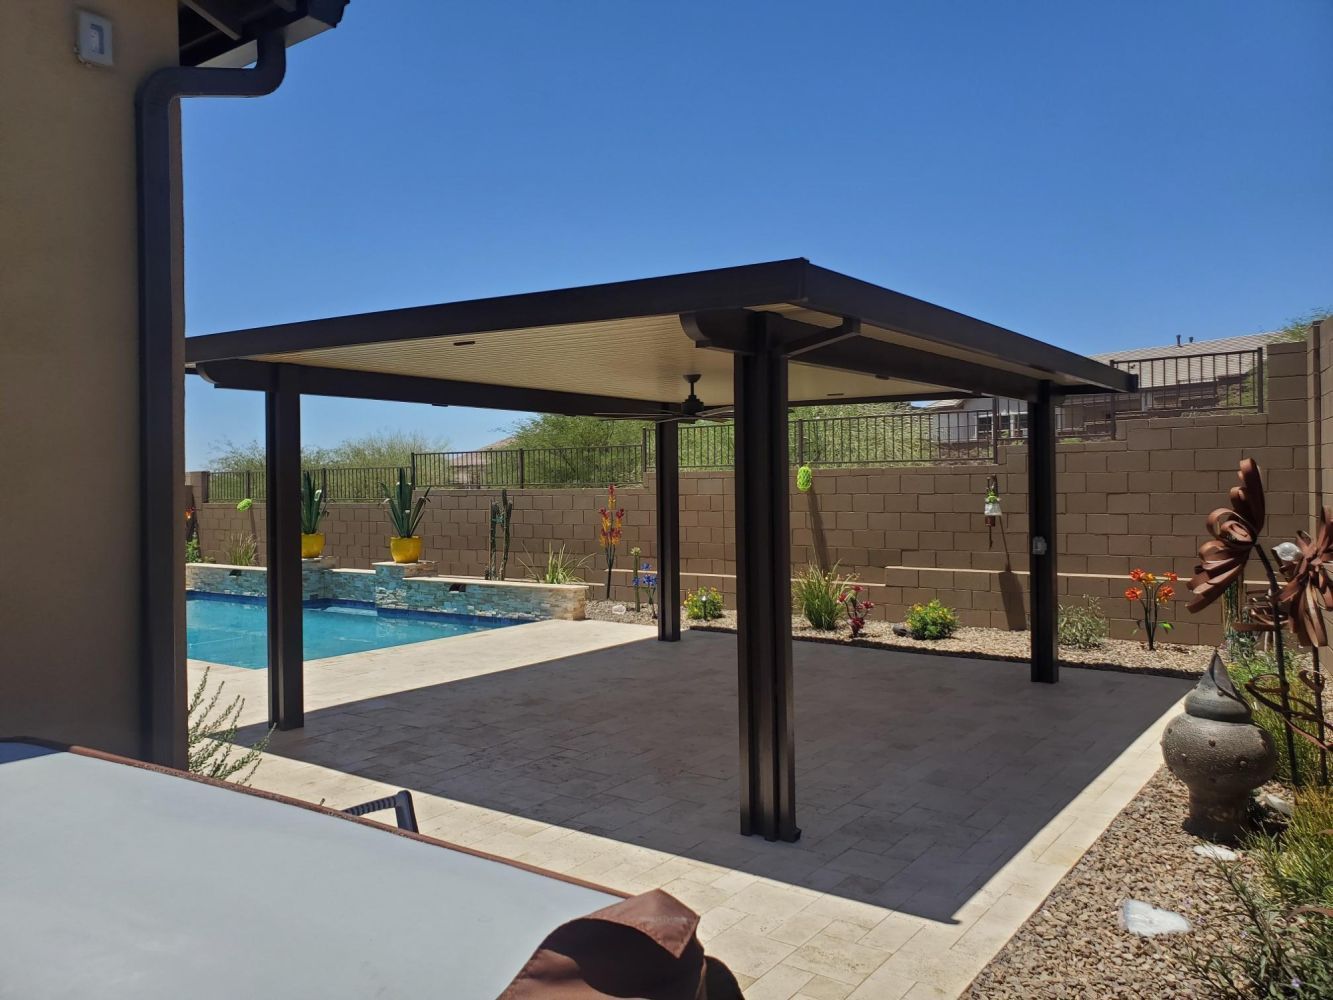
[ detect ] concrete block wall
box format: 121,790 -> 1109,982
193,341 -> 1318,646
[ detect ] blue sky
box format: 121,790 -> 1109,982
184,1 -> 1332,468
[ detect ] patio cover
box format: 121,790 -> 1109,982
185,259 -> 1134,842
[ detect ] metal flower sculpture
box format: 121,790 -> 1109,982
1280,509 -> 1333,649
1187,458 -> 1265,612
1189,458 -> 1331,786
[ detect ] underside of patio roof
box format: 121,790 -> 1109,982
186,258 -> 1132,410
184,259 -> 1134,843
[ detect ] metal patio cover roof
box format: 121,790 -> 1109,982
185,259 -> 1133,411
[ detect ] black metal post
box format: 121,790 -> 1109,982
655,420 -> 681,642
265,365 -> 304,729
1028,381 -> 1058,683
734,317 -> 800,842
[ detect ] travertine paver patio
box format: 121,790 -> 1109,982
193,620 -> 1190,998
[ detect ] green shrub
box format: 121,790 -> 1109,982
1058,596 -> 1109,649
793,564 -> 853,630
684,586 -> 724,621
185,537 -> 202,564
222,533 -> 258,567
905,599 -> 959,640
1184,789 -> 1333,999
521,544 -> 590,585
1227,650 -> 1325,787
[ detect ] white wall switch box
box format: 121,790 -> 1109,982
76,10 -> 114,67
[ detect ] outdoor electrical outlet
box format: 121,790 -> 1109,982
75,10 -> 114,67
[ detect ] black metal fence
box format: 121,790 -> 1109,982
202,346 -> 1266,500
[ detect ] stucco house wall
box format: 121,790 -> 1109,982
0,1 -> 181,756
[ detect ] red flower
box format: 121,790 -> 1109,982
1130,569 -> 1145,582
1125,587 -> 1142,601
1157,585 -> 1175,604
1165,571 -> 1178,582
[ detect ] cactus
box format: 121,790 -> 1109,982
379,468 -> 430,538
487,489 -> 515,580
299,471 -> 328,534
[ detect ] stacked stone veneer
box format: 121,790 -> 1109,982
193,340 -> 1318,645
186,558 -> 588,621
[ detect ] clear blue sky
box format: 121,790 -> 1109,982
184,1 -> 1332,469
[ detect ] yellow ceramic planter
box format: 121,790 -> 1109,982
301,532 -> 325,559
390,536 -> 422,564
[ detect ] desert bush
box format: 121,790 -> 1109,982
521,544 -> 590,585
1058,596 -> 1109,649
222,533 -> 258,566
1185,789 -> 1333,999
793,564 -> 854,630
1228,650 -> 1326,787
684,586 -> 724,621
185,537 -> 202,564
187,667 -> 271,784
905,599 -> 959,641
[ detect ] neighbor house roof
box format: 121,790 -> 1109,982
920,331 -> 1282,408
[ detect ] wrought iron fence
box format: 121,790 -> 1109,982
202,347 -> 1268,499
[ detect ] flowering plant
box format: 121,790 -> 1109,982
838,585 -> 875,639
1125,568 -> 1177,650
598,485 -> 626,599
632,560 -> 658,616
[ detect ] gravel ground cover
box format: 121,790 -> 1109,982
962,769 -> 1246,999
584,602 -> 1213,679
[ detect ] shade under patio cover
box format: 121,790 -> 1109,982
185,259 -> 1133,843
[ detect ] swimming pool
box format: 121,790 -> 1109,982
187,593 -> 521,669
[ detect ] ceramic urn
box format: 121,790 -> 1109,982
1161,652 -> 1277,842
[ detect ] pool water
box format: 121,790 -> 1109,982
187,594 -> 520,669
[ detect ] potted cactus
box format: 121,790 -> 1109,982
379,469 -> 431,563
299,471 -> 329,559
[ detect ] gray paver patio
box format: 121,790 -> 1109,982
192,620 -> 1190,997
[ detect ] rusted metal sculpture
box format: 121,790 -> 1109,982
1187,458 -> 1332,787
1162,652 -> 1277,841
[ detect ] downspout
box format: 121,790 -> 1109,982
135,32 -> 287,767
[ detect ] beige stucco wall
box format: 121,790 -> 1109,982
0,1 -> 180,755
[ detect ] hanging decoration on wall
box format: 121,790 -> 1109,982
984,475 -> 1002,545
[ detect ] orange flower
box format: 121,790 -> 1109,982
1143,572 -> 1156,584
1130,569 -> 1145,582
1125,587 -> 1142,601
1157,585 -> 1175,604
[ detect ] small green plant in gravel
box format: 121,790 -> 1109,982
684,586 -> 724,621
1058,596 -> 1110,649
185,537 -> 202,563
793,564 -> 854,631
187,667 -> 271,784
905,599 -> 959,641
1184,789 -> 1333,999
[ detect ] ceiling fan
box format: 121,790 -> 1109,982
597,374 -> 733,424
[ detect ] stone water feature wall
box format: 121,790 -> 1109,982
186,559 -> 588,621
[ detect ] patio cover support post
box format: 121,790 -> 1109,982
1028,381 -> 1058,684
655,420 -> 681,642
265,365 -> 304,729
734,320 -> 800,842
